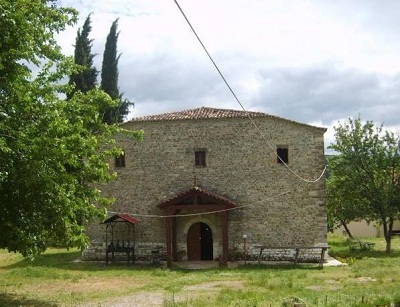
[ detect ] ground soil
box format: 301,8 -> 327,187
79,280 -> 245,307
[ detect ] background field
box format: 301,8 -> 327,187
1,234 -> 400,307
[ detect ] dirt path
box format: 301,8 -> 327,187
79,291 -> 166,307
78,280 -> 244,307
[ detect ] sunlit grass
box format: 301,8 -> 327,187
0,235 -> 400,306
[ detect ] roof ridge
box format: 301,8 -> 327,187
128,106 -> 268,122
126,106 -> 326,131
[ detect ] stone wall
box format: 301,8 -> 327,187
81,241 -> 325,263
84,115 -> 327,261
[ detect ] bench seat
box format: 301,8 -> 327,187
348,238 -> 375,251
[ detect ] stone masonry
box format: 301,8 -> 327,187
84,107 -> 327,263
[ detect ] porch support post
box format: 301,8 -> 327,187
105,224 -> 109,264
172,216 -> 177,261
220,210 -> 229,267
166,211 -> 173,268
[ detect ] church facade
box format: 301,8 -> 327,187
85,107 -> 327,265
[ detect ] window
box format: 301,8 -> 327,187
277,146 -> 288,164
195,150 -> 206,167
115,152 -> 126,168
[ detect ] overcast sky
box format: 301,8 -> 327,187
56,0 -> 400,150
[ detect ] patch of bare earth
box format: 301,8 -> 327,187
357,276 -> 377,283
183,280 -> 244,291
79,280 -> 245,307
26,276 -> 149,296
79,292 -> 166,307
306,280 -> 342,291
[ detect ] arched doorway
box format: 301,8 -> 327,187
158,186 -> 236,266
187,222 -> 213,260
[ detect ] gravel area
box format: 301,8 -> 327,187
78,257 -> 344,307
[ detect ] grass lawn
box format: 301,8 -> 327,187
1,234 -> 400,307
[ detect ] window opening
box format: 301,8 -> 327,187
115,152 -> 126,168
277,146 -> 288,164
195,150 -> 206,167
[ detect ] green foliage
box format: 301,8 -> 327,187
101,19 -> 120,101
67,14 -> 98,99
328,118 -> 400,252
327,154 -> 365,236
0,0 -> 143,258
100,18 -> 133,124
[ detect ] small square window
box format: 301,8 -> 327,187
277,146 -> 288,164
195,150 -> 206,167
115,152 -> 126,168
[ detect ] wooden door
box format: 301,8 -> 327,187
187,222 -> 213,260
187,223 -> 201,260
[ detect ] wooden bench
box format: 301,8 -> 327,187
391,230 -> 400,236
106,240 -> 135,264
348,238 -> 375,251
253,245 -> 328,267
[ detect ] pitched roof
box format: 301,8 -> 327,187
103,214 -> 139,224
158,186 -> 237,208
127,106 -> 326,131
130,106 -> 266,122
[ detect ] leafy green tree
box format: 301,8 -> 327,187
100,18 -> 133,124
328,118 -> 400,252
327,155 -> 365,238
67,14 -> 98,99
0,0 -> 142,258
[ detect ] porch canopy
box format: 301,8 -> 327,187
103,214 -> 139,264
103,214 -> 139,225
158,186 -> 237,267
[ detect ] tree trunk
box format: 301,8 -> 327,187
386,238 -> 391,253
382,218 -> 393,253
341,220 -> 353,239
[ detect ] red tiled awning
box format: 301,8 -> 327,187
103,214 -> 139,225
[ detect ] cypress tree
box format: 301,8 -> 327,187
67,14 -> 98,99
100,19 -> 133,124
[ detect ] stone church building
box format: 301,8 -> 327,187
85,107 -> 327,265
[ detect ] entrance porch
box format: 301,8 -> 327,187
158,186 -> 237,267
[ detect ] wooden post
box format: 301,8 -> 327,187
172,216 -> 177,261
105,224 -> 109,264
220,211 -> 228,266
243,234 -> 247,265
166,215 -> 173,268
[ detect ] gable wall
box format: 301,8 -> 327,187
87,116 -> 327,257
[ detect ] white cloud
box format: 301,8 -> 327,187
55,0 -> 400,148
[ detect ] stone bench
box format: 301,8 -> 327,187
253,245 -> 328,267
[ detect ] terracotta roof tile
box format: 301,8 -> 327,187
130,106 -> 267,122
103,214 -> 139,224
127,106 -> 326,131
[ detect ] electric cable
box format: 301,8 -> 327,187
172,0 -> 327,183
107,190 -> 291,219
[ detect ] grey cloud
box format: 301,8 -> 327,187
117,47 -> 400,130
119,52 -> 233,113
252,67 -> 400,127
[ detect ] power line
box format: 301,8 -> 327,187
108,190 -> 291,219
172,0 -> 326,183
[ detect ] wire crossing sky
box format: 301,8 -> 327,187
172,0 -> 327,183
57,0 -> 400,151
